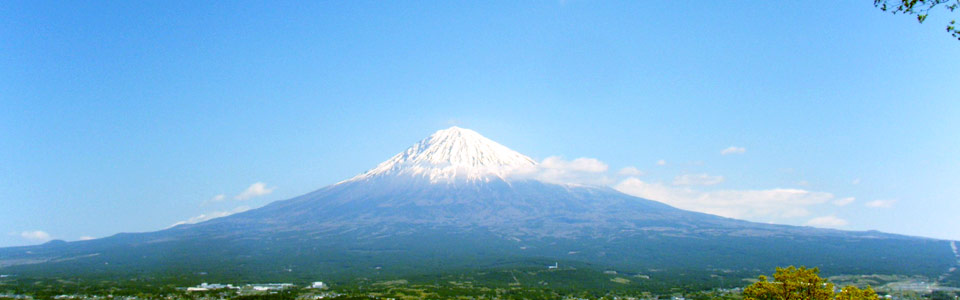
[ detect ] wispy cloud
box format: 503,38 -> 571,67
541,156 -> 608,173
865,199 -> 897,208
617,166 -> 644,176
673,173 -> 724,186
832,197 -> 855,206
201,193 -> 228,206
721,146 -> 746,155
615,178 -> 835,220
508,156 -> 612,186
507,154 -> 854,226
656,159 -> 667,166
78,236 -> 95,241
234,182 -> 275,201
536,156 -> 611,185
20,230 -> 51,242
805,215 -> 848,228
170,206 -> 251,228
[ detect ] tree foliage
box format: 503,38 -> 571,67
744,266 -> 880,300
744,266 -> 835,300
836,285 -> 880,300
874,0 -> 960,40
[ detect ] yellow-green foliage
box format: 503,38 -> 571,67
835,285 -> 879,300
744,266 -> 879,300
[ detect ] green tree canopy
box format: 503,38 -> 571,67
744,266 -> 880,300
874,0 -> 960,40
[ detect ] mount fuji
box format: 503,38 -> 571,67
1,127 -> 957,290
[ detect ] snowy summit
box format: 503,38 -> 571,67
346,126 -> 537,183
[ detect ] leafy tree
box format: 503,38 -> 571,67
874,0 -> 960,40
744,266 -> 880,300
836,285 -> 880,300
744,266 -> 835,300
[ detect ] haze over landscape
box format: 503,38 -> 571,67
1,1 -> 959,299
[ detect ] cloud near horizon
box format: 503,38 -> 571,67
805,215 -> 849,228
509,156 -> 852,226
614,178 -> 836,221
865,199 -> 897,208
673,173 -> 724,186
617,166 -> 644,176
20,230 -> 51,242
721,146 -> 746,155
832,197 -> 855,206
170,206 -> 251,228
511,156 -> 613,186
234,182 -> 275,201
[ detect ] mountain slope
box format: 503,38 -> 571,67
1,127 -> 956,291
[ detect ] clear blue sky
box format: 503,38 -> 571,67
1,1 -> 958,247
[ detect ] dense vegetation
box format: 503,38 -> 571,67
2,230 -> 953,288
3,264 -> 959,300
744,266 -> 878,300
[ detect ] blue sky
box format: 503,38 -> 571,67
1,1 -> 958,247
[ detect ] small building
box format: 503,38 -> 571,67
250,283 -> 294,291
310,281 -> 327,289
186,282 -> 237,292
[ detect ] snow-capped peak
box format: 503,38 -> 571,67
346,126 -> 537,183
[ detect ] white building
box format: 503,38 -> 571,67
187,282 -> 236,292
250,283 -> 294,291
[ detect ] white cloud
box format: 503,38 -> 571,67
617,166 -> 644,176
201,193 -> 228,206
865,199 -> 897,208
805,215 -> 849,228
234,182 -> 275,201
656,159 -> 667,166
721,146 -> 746,155
536,156 -> 611,185
832,197 -> 855,206
20,230 -> 51,242
615,178 -> 835,220
851,178 -> 861,185
673,173 -> 725,186
508,156 -> 611,186
170,206 -> 251,228
78,236 -> 95,241
540,157 -> 608,172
